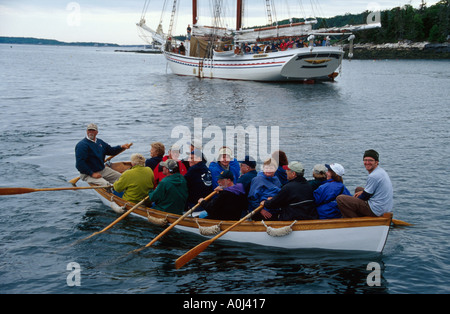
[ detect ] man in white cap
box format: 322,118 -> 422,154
75,123 -> 132,185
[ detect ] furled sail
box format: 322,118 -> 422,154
235,21 -> 315,42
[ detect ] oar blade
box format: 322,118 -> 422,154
392,219 -> 412,226
0,187 -> 35,195
175,239 -> 213,269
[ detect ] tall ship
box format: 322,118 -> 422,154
137,0 -> 380,82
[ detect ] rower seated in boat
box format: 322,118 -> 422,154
262,161 -> 318,221
75,123 -> 132,186
313,163 -> 351,219
148,159 -> 188,215
197,170 -> 247,220
113,153 -> 155,204
247,158 -> 281,221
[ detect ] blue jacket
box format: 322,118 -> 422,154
314,179 -> 351,219
237,170 -> 257,194
248,172 -> 281,212
209,159 -> 241,188
275,166 -> 288,186
75,137 -> 122,176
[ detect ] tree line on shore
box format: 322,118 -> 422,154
316,0 -> 449,44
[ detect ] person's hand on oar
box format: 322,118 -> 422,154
174,204 -> 264,269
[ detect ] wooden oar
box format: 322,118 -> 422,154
0,185 -> 110,196
130,190 -> 218,254
392,219 -> 412,226
69,143 -> 133,186
76,196 -> 149,243
174,204 -> 264,270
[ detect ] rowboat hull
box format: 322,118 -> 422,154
88,163 -> 392,253
165,46 -> 344,82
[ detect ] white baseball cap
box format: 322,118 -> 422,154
326,163 -> 345,177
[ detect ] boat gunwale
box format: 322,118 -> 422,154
92,183 -> 392,233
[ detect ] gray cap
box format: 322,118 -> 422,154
87,123 -> 98,131
160,159 -> 178,173
283,161 -> 304,175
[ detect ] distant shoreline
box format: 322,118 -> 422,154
345,42 -> 450,60
2,36 -> 448,59
0,36 -> 140,48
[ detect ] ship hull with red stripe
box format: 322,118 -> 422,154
164,46 -> 344,82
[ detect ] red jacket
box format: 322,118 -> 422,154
153,156 -> 187,187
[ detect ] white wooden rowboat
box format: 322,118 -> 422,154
87,161 -> 392,253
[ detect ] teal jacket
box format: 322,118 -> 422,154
149,173 -> 188,215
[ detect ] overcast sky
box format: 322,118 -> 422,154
0,1 -> 440,45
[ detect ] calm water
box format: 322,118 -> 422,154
0,44 -> 449,295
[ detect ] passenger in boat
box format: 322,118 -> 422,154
113,153 -> 155,203
271,42 -> 278,51
184,148 -> 213,211
197,170 -> 247,220
262,161 -> 318,221
280,39 -> 287,51
234,44 -> 241,55
145,142 -> 165,170
287,37 -> 294,49
336,150 -> 393,218
186,24 -> 191,40
237,155 -> 257,195
75,123 -> 132,185
252,43 -> 261,54
153,144 -> 187,186
314,163 -> 351,219
244,43 -> 251,53
148,159 -> 188,215
209,146 -> 240,189
308,164 -> 328,191
179,42 -> 186,55
248,158 -> 282,220
272,150 -> 288,186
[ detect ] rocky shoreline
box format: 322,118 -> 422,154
344,42 -> 450,59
